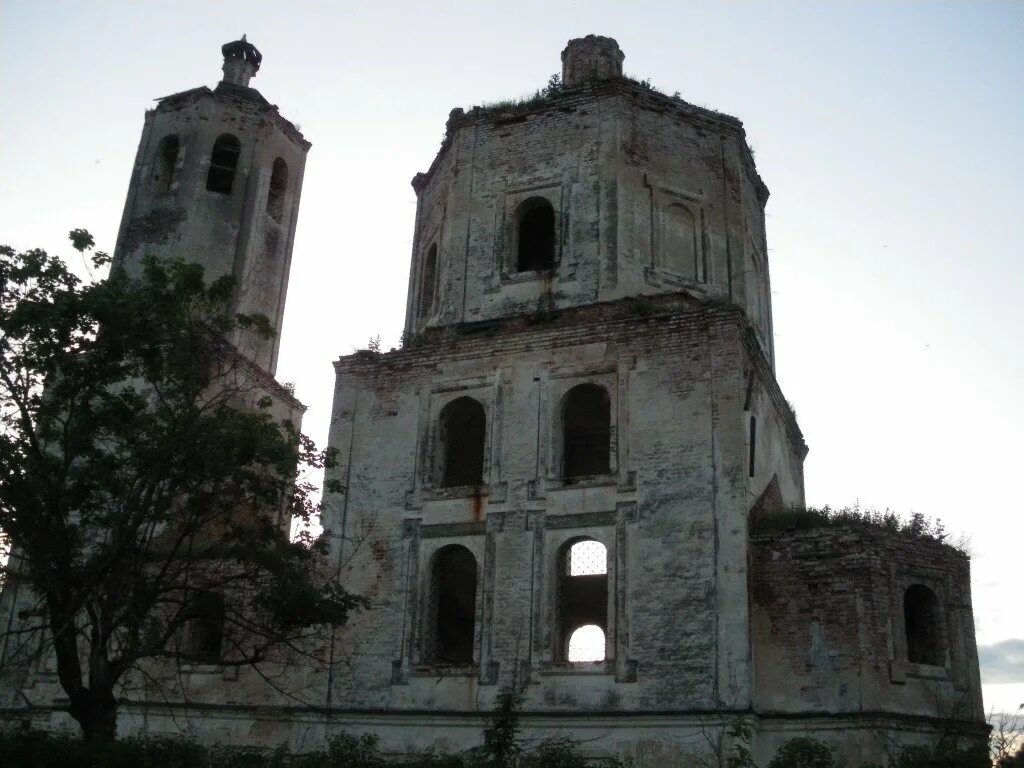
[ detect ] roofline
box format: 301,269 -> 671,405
150,85 -> 311,152
411,77 -> 767,204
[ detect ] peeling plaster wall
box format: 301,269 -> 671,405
405,82 -> 774,368
323,304 -> 804,724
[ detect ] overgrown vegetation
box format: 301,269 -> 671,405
0,232 -> 362,744
478,73 -> 564,112
2,725 -> 1020,767
749,503 -> 967,553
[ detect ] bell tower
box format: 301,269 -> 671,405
113,37 -> 310,375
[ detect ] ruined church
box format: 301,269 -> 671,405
0,35 -> 987,766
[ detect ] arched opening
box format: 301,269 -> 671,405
154,135 -> 180,193
419,244 -> 438,319
430,545 -> 477,665
904,584 -> 942,665
567,625 -> 606,662
515,198 -> 555,272
266,157 -> 288,221
663,203 -> 697,277
436,396 -> 486,488
562,383 -> 611,481
206,134 -> 241,194
558,539 -> 608,662
178,591 -> 225,664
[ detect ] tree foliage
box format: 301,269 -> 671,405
0,232 -> 364,744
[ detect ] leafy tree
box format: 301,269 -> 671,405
0,232 -> 364,744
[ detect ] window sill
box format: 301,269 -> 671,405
422,483 -> 490,501
546,474 -> 618,492
412,664 -> 478,678
889,660 -> 949,683
539,660 -> 614,676
501,268 -> 556,284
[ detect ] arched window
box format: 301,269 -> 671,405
419,244 -> 438,319
430,545 -> 477,665
663,203 -> 697,277
904,584 -> 942,665
206,134 -> 241,194
154,135 -> 180,193
266,157 -> 288,221
178,591 -> 225,664
436,396 -> 486,488
562,384 -> 611,481
558,539 -> 608,662
515,197 -> 555,272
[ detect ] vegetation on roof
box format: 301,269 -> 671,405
750,503 -> 968,553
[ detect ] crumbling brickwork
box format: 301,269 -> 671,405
113,38 -> 309,375
750,526 -> 985,761
0,34 -> 986,767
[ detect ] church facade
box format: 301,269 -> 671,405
0,35 -> 986,766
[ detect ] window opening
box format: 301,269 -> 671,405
266,157 -> 288,221
562,384 -> 611,481
515,198 -> 555,272
419,244 -> 438,319
904,584 -> 942,665
748,415 -> 757,478
569,539 -> 607,575
437,396 -> 486,487
567,625 -> 606,662
431,545 -> 477,665
206,134 -> 241,194
179,591 -> 225,664
154,135 -> 179,193
557,539 -> 608,662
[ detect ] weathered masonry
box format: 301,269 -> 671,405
0,34 -> 986,767
323,35 -> 985,764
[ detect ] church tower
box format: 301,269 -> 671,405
113,37 -> 310,375
323,36 -> 983,764
325,32 -> 804,741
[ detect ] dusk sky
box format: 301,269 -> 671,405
1,1 -> 1021,713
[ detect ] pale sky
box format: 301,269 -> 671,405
1,1 -> 1021,713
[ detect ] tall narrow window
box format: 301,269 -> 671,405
419,244 -> 438,319
179,591 -> 225,664
515,198 -> 555,272
436,396 -> 486,488
748,416 -> 757,478
206,134 -> 241,194
154,135 -> 180,193
430,545 -> 477,665
558,539 -> 608,662
662,203 -> 697,277
904,584 -> 942,665
562,384 -> 611,481
266,157 -> 288,221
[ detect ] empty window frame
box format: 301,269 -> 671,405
904,584 -> 943,665
154,134 -> 180,193
515,197 -> 556,272
419,244 -> 438,320
562,383 -> 611,481
206,134 -> 241,194
429,545 -> 477,665
558,539 -> 608,662
266,157 -> 288,221
662,203 -> 698,278
436,396 -> 486,488
178,591 -> 225,664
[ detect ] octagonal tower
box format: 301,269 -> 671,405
404,35 -> 774,367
